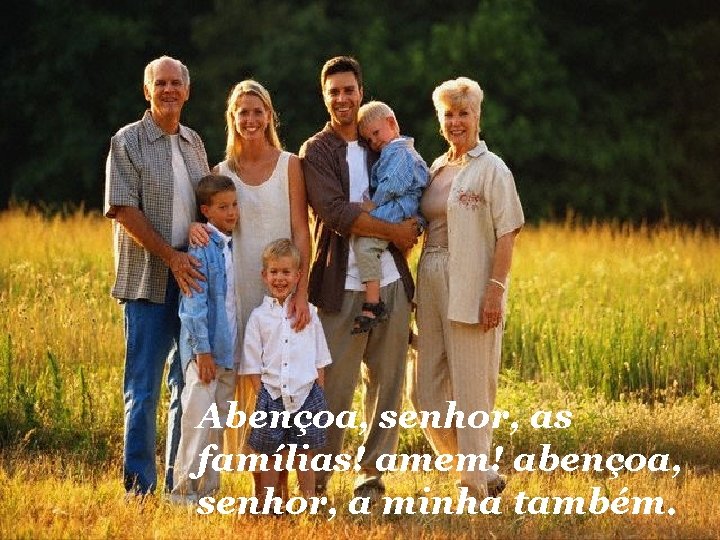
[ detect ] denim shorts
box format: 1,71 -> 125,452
248,382 -> 327,455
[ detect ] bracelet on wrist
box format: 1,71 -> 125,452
488,278 -> 506,291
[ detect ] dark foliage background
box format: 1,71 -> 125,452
2,0 -> 718,224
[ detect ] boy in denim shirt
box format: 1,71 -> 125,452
171,174 -> 239,503
351,101 -> 429,334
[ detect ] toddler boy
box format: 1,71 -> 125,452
352,100 -> 429,334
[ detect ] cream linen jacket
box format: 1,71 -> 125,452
430,141 -> 525,324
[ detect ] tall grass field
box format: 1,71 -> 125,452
1,210 -> 719,539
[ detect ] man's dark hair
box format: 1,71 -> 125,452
196,174 -> 236,207
320,56 -> 363,89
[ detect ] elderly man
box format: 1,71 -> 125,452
299,56 -> 419,501
104,55 -> 209,496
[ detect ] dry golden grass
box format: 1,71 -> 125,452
1,453 -> 718,539
1,210 -> 719,538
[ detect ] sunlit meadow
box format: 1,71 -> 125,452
1,210 -> 719,539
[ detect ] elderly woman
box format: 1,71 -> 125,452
409,77 -> 524,497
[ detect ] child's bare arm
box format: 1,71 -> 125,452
316,368 -> 325,388
196,352 -> 216,384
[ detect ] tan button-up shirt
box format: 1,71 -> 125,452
430,141 -> 524,324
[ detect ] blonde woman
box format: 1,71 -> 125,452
409,77 -> 524,497
213,80 -> 311,332
190,80 -> 311,493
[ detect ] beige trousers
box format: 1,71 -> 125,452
316,278 -> 411,489
409,247 -> 503,495
172,362 -> 236,500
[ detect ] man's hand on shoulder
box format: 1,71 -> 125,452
169,250 -> 204,296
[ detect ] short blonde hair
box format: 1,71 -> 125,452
225,80 -> 282,162
261,238 -> 301,270
432,77 -> 484,129
357,100 -> 396,130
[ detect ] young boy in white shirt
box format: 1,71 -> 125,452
171,174 -> 239,504
241,238 -> 332,497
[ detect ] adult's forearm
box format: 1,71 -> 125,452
294,228 -> 311,296
114,206 -> 174,264
350,212 -> 420,252
288,155 -> 312,297
489,230 -> 519,283
349,212 -> 399,240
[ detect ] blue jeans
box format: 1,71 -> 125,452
123,276 -> 184,494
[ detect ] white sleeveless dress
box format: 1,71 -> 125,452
218,151 -> 292,337
218,151 -> 292,454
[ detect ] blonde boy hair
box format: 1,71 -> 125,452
357,100 -> 396,130
261,238 -> 301,270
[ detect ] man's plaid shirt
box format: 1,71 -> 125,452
104,110 -> 209,304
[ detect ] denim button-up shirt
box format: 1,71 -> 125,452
178,229 -> 238,371
369,137 -> 429,226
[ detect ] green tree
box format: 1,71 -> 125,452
2,0 -> 718,224
536,0 -> 720,223
351,0 -> 579,221
3,1 -> 211,210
